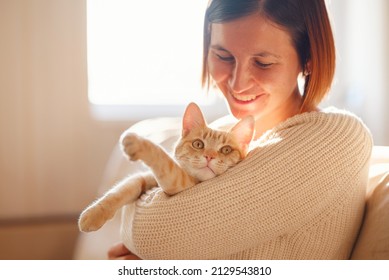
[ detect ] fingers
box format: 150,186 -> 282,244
115,254 -> 142,260
107,242 -> 129,259
107,242 -> 141,260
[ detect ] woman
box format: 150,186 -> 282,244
110,0 -> 372,259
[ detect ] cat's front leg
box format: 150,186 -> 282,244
121,132 -> 196,195
120,132 -> 155,163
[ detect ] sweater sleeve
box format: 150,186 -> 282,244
121,110 -> 373,259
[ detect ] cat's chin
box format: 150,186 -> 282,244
194,167 -> 218,182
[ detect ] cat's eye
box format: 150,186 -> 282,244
220,145 -> 233,155
192,139 -> 204,149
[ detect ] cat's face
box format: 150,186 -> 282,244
174,103 -> 254,182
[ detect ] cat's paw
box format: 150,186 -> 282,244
78,204 -> 115,232
120,132 -> 145,161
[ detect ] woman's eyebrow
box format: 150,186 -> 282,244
253,52 -> 281,59
211,45 -> 280,59
210,45 -> 230,52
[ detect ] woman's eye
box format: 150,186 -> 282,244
192,139 -> 204,149
216,54 -> 235,63
255,61 -> 273,69
220,145 -> 233,155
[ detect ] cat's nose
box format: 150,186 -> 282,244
205,155 -> 214,162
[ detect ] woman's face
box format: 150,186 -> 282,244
208,14 -> 303,122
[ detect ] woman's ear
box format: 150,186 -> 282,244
303,60 -> 312,76
182,102 -> 207,137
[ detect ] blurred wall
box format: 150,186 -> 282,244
327,0 -> 389,145
0,0 -> 130,259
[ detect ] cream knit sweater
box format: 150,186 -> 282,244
121,108 -> 373,259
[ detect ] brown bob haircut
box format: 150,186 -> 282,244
202,0 -> 336,112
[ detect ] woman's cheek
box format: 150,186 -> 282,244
208,56 -> 230,83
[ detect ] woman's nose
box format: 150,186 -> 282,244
228,63 -> 254,93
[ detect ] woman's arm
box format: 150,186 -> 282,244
122,111 -> 373,259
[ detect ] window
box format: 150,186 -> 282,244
87,0 -> 225,120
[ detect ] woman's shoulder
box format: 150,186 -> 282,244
269,107 -> 372,142
251,107 -> 373,164
313,107 -> 369,127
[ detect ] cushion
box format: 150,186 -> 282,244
351,171 -> 389,259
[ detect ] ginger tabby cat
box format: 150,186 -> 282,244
79,103 -> 254,232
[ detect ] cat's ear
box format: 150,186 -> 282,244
230,115 -> 255,153
182,102 -> 207,137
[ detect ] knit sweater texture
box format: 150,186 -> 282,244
121,108 -> 373,259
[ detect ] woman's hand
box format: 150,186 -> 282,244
107,242 -> 142,260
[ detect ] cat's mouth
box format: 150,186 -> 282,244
204,165 -> 216,175
196,166 -> 217,181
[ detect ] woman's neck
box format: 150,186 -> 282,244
253,95 -> 316,139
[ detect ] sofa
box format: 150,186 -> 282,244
73,117 -> 389,260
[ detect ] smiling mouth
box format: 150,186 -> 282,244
230,92 -> 263,104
